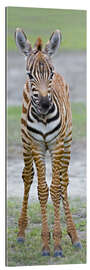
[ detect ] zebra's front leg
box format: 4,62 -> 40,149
50,175 -> 63,257
33,152 -> 50,256
50,143 -> 64,257
17,155 -> 34,243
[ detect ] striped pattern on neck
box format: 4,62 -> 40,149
27,93 -> 62,143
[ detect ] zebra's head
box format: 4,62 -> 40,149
15,28 -> 62,116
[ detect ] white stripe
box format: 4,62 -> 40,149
47,102 -> 58,119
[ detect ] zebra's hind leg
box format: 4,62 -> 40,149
17,156 -> 34,243
62,185 -> 82,249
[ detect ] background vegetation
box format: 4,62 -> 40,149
7,7 -> 86,51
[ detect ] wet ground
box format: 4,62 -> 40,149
7,51 -> 86,201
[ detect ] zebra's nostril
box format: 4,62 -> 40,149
42,100 -> 49,110
39,96 -> 50,111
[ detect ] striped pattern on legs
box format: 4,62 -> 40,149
17,146 -> 34,242
32,146 -> 50,255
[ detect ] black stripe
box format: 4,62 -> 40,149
45,119 -> 62,137
48,103 -> 55,113
27,124 -> 43,136
31,107 -> 40,122
27,106 -> 33,123
27,118 -> 62,139
47,107 -> 59,123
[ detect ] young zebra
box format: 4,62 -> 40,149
15,28 -> 82,257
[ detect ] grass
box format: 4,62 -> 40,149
71,102 -> 86,140
7,106 -> 22,149
6,7 -> 86,51
7,102 -> 86,148
7,198 -> 86,266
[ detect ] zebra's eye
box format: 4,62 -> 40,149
33,93 -> 39,98
49,72 -> 54,80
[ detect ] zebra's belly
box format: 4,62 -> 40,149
27,117 -> 61,143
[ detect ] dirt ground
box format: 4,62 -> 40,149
7,51 -> 86,201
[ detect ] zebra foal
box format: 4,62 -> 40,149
15,28 -> 82,257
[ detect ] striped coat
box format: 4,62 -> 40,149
15,28 -> 82,257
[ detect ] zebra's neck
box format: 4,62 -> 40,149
27,100 -> 61,143
30,101 -> 58,124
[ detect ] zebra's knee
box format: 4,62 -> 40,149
50,183 -> 61,204
37,183 -> 49,206
22,166 -> 34,185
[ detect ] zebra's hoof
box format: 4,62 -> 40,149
54,249 -> 64,257
42,249 -> 50,256
17,237 -> 25,243
73,241 -> 82,249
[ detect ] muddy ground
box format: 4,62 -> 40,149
7,51 -> 86,202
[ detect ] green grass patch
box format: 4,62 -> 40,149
7,102 -> 86,147
71,102 -> 86,140
7,106 -> 22,121
7,197 -> 86,266
7,106 -> 22,146
6,7 -> 86,51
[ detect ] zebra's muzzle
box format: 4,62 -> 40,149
39,95 -> 50,114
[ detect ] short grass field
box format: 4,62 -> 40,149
6,7 -> 86,51
7,198 -> 86,266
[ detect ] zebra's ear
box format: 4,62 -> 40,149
44,30 -> 62,56
15,28 -> 32,56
